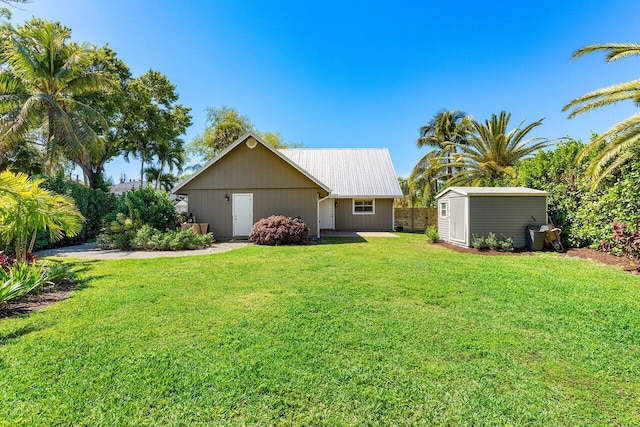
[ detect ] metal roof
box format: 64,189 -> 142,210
279,148 -> 403,198
436,186 -> 549,198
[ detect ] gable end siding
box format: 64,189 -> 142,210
180,142 -> 326,192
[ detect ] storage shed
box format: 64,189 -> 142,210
435,187 -> 549,248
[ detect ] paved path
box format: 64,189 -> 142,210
35,241 -> 249,260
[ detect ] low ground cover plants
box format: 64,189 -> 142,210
471,232 -> 514,252
0,234 -> 638,424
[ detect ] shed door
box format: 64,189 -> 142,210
450,197 -> 466,243
319,199 -> 335,230
232,193 -> 253,237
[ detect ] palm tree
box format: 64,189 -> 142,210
0,19 -> 111,179
154,138 -> 185,188
0,171 -> 84,262
410,109 -> 471,205
446,111 -> 549,186
563,43 -> 640,187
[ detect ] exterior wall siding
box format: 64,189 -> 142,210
179,140 -> 328,239
180,141 -> 326,191
468,196 -> 547,248
334,198 -> 394,231
186,188 -> 321,239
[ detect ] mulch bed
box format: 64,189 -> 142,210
0,279 -> 77,319
439,242 -> 639,275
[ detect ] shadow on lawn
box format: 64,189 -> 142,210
0,259 -> 106,321
317,236 -> 367,245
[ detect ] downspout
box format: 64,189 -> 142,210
318,194 -> 331,239
391,199 -> 395,231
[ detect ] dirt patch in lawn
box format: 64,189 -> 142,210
438,242 -> 639,274
0,279 -> 77,319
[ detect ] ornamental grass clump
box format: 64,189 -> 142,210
249,215 -> 309,245
425,225 -> 440,243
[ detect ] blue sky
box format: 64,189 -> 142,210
8,0 -> 640,179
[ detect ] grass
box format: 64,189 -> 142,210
1,233 -> 639,425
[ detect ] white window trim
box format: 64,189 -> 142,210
439,201 -> 449,218
353,198 -> 375,215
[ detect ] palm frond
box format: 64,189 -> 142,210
563,80 -> 640,117
572,43 -> 640,62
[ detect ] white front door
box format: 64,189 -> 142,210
319,199 -> 335,230
232,193 -> 253,236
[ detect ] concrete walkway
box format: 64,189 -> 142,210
35,241 -> 249,260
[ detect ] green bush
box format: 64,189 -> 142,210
37,173 -> 116,249
425,225 -> 439,243
97,212 -> 142,250
130,225 -> 213,251
518,139 -> 640,248
471,233 -> 514,252
98,187 -> 181,249
0,262 -> 50,304
107,186 -> 179,231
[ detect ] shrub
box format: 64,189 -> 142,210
0,262 -> 50,305
97,212 -> 142,249
498,235 -> 515,252
485,232 -> 499,251
38,173 -> 116,248
472,233 -> 514,252
249,215 -> 309,245
425,225 -> 439,243
108,186 -> 179,231
130,225 -> 213,251
600,220 -> 640,262
471,234 -> 487,250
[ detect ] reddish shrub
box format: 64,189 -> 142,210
600,220 -> 640,262
249,215 -> 309,245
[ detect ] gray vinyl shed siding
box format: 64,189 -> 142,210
468,196 -> 547,248
334,198 -> 394,231
178,140 -> 327,239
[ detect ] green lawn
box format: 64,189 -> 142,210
1,234 -> 639,425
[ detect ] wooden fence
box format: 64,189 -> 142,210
394,208 -> 437,232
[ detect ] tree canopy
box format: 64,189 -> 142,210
189,106 -> 303,162
0,19 -> 191,188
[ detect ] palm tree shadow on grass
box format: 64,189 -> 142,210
0,260 -> 106,320
316,236 -> 367,245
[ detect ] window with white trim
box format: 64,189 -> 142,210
353,199 -> 375,215
439,201 -> 448,218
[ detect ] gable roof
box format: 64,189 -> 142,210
173,132 -> 330,194
279,148 -> 403,198
436,186 -> 549,199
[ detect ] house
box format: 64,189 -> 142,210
109,178 -> 146,195
436,186 -> 549,248
172,132 -> 403,239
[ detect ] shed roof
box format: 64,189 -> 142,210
436,186 -> 549,199
279,148 -> 403,198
